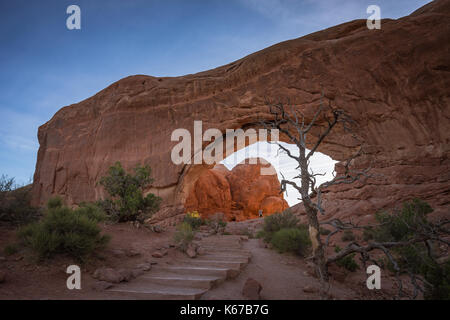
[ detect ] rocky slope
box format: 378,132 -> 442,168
32,0 -> 450,222
185,160 -> 289,221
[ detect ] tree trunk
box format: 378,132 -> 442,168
304,200 -> 329,282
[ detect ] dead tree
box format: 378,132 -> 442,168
260,93 -> 449,299
260,92 -> 369,284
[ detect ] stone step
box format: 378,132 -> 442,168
202,247 -> 251,256
106,235 -> 252,299
139,273 -> 225,290
196,254 -> 250,263
107,283 -> 207,300
201,246 -> 242,250
172,259 -> 246,270
151,265 -> 230,278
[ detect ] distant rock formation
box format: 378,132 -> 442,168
32,0 -> 450,223
185,159 -> 289,221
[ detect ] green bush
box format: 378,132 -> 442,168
334,246 -> 359,272
373,198 -> 432,242
270,226 -> 311,257
0,175 -> 40,226
77,202 -> 107,222
98,162 -> 161,222
173,222 -> 194,252
362,227 -> 375,241
423,259 -> 450,300
261,210 -> 299,242
47,196 -> 63,210
183,211 -> 203,230
17,199 -> 110,261
369,199 -> 450,299
4,243 -> 18,256
341,230 -> 355,242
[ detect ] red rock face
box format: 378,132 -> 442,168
185,160 -> 289,221
32,0 -> 450,223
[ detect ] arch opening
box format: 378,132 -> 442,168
182,140 -> 338,221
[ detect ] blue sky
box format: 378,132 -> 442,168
0,0 -> 431,187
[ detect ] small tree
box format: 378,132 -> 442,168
98,162 -> 161,222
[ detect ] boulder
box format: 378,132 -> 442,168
303,285 -> 317,294
92,267 -> 124,284
131,268 -> 145,278
186,243 -> 197,258
242,278 -> 262,300
186,160 -> 289,221
117,268 -> 134,282
135,263 -> 152,271
151,249 -> 167,258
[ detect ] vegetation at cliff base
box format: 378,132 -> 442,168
173,222 -> 194,252
17,197 -> 109,262
183,211 -> 203,230
98,162 -> 161,222
0,174 -> 39,226
366,199 -> 450,299
257,210 -> 311,256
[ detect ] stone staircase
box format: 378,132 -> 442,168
106,235 -> 251,299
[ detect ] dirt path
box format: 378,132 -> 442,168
202,238 -> 362,300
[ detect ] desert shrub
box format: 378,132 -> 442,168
0,174 -> 14,194
4,243 -> 18,256
319,227 -> 331,235
369,199 -> 449,299
334,246 -> 359,272
373,198 -> 433,242
98,162 -> 161,222
362,227 -> 375,241
0,175 -> 40,226
270,226 -> 311,256
17,199 -> 110,261
173,222 -> 194,252
423,259 -> 450,300
206,212 -> 227,234
341,230 -> 355,242
47,196 -> 63,210
261,210 -> 299,242
76,202 -> 107,222
183,211 -> 203,230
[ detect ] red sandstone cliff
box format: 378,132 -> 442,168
185,160 -> 289,221
32,0 -> 450,222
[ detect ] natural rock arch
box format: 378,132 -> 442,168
32,1 -> 450,221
